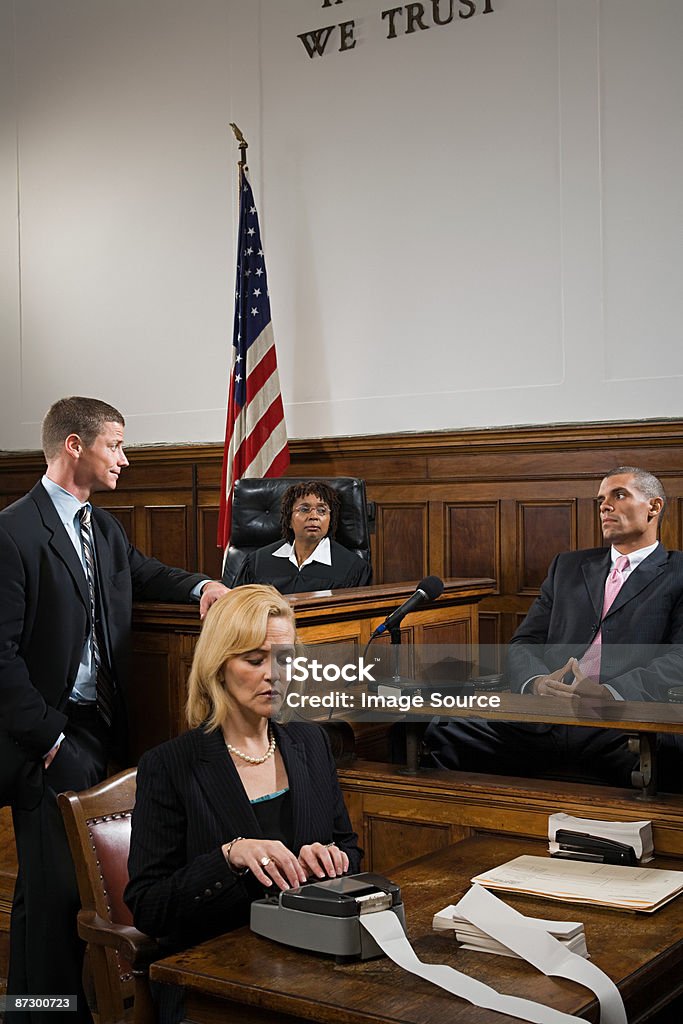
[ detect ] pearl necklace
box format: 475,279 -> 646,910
226,728 -> 276,765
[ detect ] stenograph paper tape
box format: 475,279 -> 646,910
360,888 -> 625,1024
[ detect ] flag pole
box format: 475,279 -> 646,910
229,122 -> 249,180
217,125 -> 289,560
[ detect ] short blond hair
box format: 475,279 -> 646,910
186,584 -> 296,731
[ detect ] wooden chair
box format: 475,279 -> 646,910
58,769 -> 159,1024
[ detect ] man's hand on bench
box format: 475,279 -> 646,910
536,657 -> 615,701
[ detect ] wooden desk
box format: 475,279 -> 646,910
150,834 -> 683,1024
337,760 -> 683,874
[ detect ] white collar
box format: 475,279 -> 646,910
272,536 -> 332,570
610,540 -> 659,571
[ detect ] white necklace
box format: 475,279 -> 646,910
226,728 -> 276,765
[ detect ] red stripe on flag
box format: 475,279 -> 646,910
234,393 -> 286,472
245,346 -> 278,400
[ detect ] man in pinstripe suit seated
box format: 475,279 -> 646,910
426,467 -> 683,790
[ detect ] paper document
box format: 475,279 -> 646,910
472,855 -> 683,912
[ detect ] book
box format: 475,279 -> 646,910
548,812 -> 653,863
472,855 -> 683,912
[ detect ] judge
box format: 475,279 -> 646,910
233,481 -> 372,594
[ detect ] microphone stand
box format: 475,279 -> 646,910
389,625 -> 403,682
387,625 -> 428,775
382,623 -> 417,689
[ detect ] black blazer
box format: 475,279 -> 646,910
0,482 -> 205,799
234,537 -> 372,594
505,544 -> 683,701
125,722 -> 362,949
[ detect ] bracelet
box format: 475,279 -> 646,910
224,836 -> 248,875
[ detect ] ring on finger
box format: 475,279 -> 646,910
260,855 -> 271,867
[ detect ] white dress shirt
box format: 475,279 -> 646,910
271,536 -> 332,570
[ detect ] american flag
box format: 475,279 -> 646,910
217,171 -> 289,550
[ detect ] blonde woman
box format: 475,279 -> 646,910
125,585 -> 361,956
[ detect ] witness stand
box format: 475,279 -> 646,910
365,691 -> 683,797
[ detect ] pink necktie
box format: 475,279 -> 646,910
579,555 -> 630,681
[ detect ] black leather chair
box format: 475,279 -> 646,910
222,477 -> 372,587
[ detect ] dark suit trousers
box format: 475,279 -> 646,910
8,707 -> 109,1024
425,718 -> 683,792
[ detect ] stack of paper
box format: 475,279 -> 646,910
548,812 -> 654,863
472,855 -> 683,912
433,903 -> 588,958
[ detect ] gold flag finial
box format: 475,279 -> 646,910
229,123 -> 248,170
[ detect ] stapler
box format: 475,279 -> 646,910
250,872 -> 406,960
551,829 -> 638,866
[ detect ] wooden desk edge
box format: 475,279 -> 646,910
131,577 -> 496,627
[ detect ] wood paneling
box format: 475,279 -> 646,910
365,815 -> 453,875
197,506 -> 222,579
375,503 -> 427,583
3,419 -> 683,649
106,505 -> 135,539
447,502 -> 500,587
479,613 -> 501,647
671,497 -> 683,553
143,505 -> 191,568
517,501 -> 577,594
420,617 -> 470,645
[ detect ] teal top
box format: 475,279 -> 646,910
250,786 -> 289,804
250,788 -> 293,847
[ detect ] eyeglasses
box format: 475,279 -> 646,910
293,504 -> 331,517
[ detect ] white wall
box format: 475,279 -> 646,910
1,0 -> 681,449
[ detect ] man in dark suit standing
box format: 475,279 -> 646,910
0,397 -> 228,1022
426,466 -> 683,788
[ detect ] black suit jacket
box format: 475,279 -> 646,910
0,481 -> 205,800
124,722 -> 362,949
234,538 -> 372,594
505,544 -> 683,701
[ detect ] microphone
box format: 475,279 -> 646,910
372,576 -> 444,637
